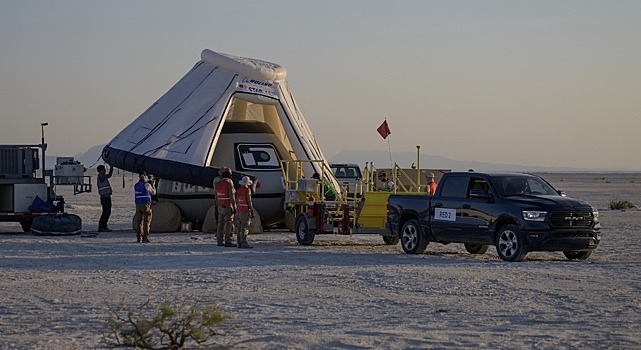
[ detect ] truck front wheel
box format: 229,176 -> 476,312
495,224 -> 527,262
563,250 -> 592,260
295,214 -> 315,245
400,219 -> 428,254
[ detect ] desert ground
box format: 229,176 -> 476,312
1,172 -> 640,349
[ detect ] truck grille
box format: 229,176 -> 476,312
550,211 -> 594,228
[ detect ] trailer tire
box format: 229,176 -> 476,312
284,210 -> 297,232
31,214 -> 82,236
295,214 -> 315,245
20,218 -> 33,232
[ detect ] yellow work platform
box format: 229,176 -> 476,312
356,192 -> 391,228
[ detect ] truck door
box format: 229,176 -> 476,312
430,174 -> 468,241
457,176 -> 495,244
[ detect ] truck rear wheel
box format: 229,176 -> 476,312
295,214 -> 315,245
563,250 -> 592,260
464,243 -> 489,255
382,235 -> 399,245
400,219 -> 428,254
495,224 -> 527,262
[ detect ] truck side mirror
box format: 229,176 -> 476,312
557,190 -> 566,197
469,188 -> 492,199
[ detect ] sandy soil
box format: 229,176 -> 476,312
1,172 -> 640,349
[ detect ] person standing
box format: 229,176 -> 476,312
312,172 -> 337,201
213,166 -> 225,185
378,172 -> 396,192
427,172 -> 438,195
210,166 -> 226,231
215,167 -> 236,247
134,172 -> 156,243
97,164 -> 114,232
235,176 -> 254,249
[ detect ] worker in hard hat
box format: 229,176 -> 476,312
213,166 -> 226,184
211,166 -> 226,232
378,172 -> 395,192
235,176 -> 254,249
427,172 -> 437,195
215,167 -> 236,247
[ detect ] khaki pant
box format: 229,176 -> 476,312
236,211 -> 251,246
135,203 -> 152,241
216,205 -> 234,245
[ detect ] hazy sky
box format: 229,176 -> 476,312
1,1 -> 640,170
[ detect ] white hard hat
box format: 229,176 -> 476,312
239,176 -> 253,186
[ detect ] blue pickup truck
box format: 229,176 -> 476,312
386,171 -> 601,261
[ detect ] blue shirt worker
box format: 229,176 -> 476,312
97,164 -> 114,232
134,172 -> 156,243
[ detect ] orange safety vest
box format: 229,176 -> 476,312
428,180 -> 437,195
215,178 -> 233,206
236,186 -> 251,213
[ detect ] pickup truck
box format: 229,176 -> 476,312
386,171 -> 601,262
330,162 -> 362,197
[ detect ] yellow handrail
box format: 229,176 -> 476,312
280,159 -> 349,203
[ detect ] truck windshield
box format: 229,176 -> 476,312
330,165 -> 362,179
493,175 -> 559,197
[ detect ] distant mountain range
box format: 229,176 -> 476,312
48,144 -> 594,173
328,150 -> 591,173
46,144 -> 105,170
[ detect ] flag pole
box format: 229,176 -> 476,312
385,118 -> 393,184
387,137 -> 393,170
377,118 -> 394,182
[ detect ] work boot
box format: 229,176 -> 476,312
238,243 -> 253,249
224,242 -> 236,247
142,237 -> 150,243
137,235 -> 141,243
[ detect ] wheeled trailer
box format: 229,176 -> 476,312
282,160 -> 418,246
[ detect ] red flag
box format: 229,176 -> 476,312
377,120 -> 391,139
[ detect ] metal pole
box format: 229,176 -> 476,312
40,122 -> 48,180
416,145 -> 421,191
